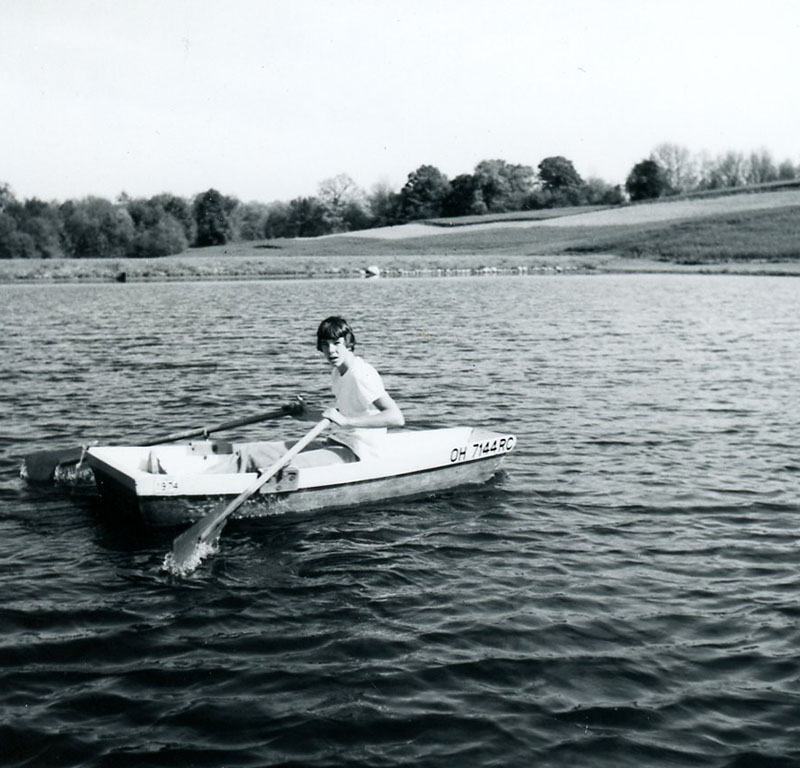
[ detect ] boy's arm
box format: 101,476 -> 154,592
323,394 -> 405,428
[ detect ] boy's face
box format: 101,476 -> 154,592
320,336 -> 354,370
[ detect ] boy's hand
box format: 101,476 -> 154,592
282,395 -> 307,417
322,407 -> 349,427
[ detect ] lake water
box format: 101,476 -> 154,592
2,274 -> 799,767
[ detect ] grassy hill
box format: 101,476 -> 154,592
570,206 -> 800,263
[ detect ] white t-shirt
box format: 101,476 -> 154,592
329,356 -> 389,458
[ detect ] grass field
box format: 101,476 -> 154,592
571,207 -> 800,263
1,187 -> 798,282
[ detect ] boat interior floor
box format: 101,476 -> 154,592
143,439 -> 358,476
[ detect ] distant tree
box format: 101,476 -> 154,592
399,165 -> 450,221
230,201 -> 271,241
583,177 -> 626,206
366,182 -> 402,227
317,173 -> 370,232
649,143 -> 696,193
0,212 -> 37,258
537,156 -> 583,191
0,187 -> 66,258
122,195 -> 189,257
695,152 -> 720,190
286,196 -> 329,237
722,151 -> 748,187
152,193 -> 195,243
131,215 -> 188,258
473,159 -> 535,212
192,188 -> 236,247
60,197 -> 135,258
341,200 -> 372,232
526,187 -> 586,209
0,182 -> 15,213
262,201 -> 293,238
524,189 -> 551,210
0,185 -> 28,258
703,151 -> 748,189
777,159 -> 798,180
123,197 -> 151,230
625,159 -> 669,201
745,149 -> 778,185
442,174 -> 486,217
19,198 -> 66,258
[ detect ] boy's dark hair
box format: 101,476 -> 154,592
317,316 -> 356,352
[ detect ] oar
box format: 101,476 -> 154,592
22,397 -> 305,484
169,418 -> 330,574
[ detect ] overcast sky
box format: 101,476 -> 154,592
2,0 -> 798,204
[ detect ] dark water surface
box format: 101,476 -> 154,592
2,275 -> 799,767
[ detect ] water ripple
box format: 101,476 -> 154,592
2,276 -> 800,766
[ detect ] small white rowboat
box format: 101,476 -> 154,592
87,427 -> 516,528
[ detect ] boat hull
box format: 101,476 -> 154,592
88,427 -> 515,528
140,455 -> 503,526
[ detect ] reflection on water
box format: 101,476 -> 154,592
2,275 -> 799,767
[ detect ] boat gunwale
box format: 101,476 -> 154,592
87,427 -> 516,498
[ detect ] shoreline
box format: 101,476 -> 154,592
2,253 -> 800,285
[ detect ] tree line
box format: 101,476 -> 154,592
625,144 -> 799,201
1,144 -> 797,259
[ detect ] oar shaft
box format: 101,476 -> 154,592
140,403 -> 299,446
220,419 -> 331,519
171,419 -> 330,568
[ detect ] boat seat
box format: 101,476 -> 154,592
143,451 -> 167,474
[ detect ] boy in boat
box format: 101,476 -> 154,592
313,315 -> 404,458
203,317 -> 403,473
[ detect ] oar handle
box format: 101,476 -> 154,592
141,397 -> 305,446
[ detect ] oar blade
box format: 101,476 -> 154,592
21,447 -> 85,483
167,504 -> 230,574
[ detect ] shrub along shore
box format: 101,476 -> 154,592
2,191 -> 799,283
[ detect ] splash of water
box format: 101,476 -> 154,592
161,537 -> 219,577
53,462 -> 96,489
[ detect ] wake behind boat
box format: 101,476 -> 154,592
87,426 -> 516,528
